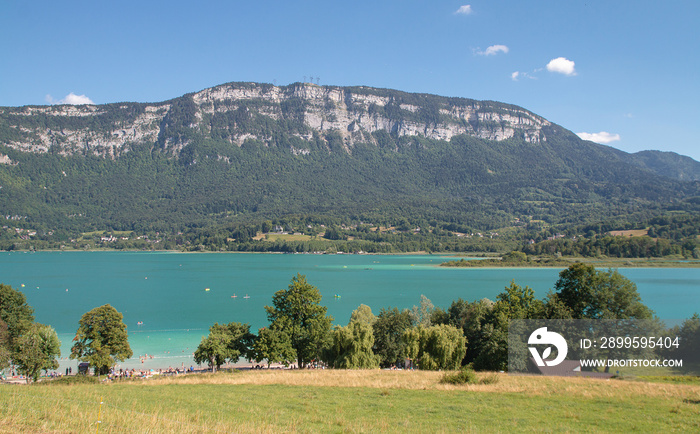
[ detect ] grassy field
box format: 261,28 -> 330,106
607,229 -> 650,237
1,370 -> 699,432
252,233 -> 315,242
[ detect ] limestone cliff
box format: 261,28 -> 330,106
0,82 -> 550,157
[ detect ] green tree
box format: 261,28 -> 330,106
0,283 -> 35,346
473,282 -> 543,371
261,221 -> 273,234
493,281 -> 543,320
265,274 -> 333,368
403,324 -> 466,371
0,319 -> 12,370
429,307 -> 450,326
14,323 -> 61,383
325,320 -> 379,369
678,313 -> 700,360
349,304 -> 376,326
194,326 -> 231,372
502,251 -> 527,262
70,304 -> 133,375
323,226 -> 344,241
224,322 -> 255,361
252,327 -> 296,368
446,298 -> 494,367
372,307 -> 413,368
410,295 -> 435,327
664,313 -> 700,370
194,322 -> 254,371
471,321 -> 509,371
548,263 -> 652,319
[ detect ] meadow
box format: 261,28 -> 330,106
1,370 -> 698,433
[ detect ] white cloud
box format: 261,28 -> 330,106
512,57 -> 575,82
62,93 -> 94,105
546,57 -> 576,76
511,71 -> 536,81
477,45 -> 509,56
576,131 -> 621,144
46,92 -> 94,105
455,5 -> 472,15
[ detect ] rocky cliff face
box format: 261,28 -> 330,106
191,83 -> 549,149
0,104 -> 168,157
0,82 -> 550,158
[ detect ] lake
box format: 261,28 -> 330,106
1,251 -> 698,371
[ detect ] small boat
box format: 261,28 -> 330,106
205,288 -> 210,292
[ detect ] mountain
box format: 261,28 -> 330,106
0,82 -> 550,156
627,150 -> 700,181
0,81 -> 698,235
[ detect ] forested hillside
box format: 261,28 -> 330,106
0,82 -> 698,253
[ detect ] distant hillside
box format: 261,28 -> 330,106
627,150 -> 700,181
0,82 -> 698,235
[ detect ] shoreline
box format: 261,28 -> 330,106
2,361 -> 291,384
6,249 -> 700,267
438,257 -> 700,268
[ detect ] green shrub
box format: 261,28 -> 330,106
440,367 -> 500,385
41,375 -> 100,386
440,367 -> 477,385
479,373 -> 500,385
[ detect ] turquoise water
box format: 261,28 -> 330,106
1,251 -> 698,370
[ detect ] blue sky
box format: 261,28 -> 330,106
2,1 -> 699,159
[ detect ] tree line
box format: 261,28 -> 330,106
2,264 -> 698,381
192,264 -> 699,373
523,234 -> 699,259
0,284 -> 132,382
5,200 -> 700,261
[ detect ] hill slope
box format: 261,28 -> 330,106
628,150 -> 700,181
0,82 -> 697,234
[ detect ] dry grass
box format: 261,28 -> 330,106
252,233 -> 314,241
146,368 -> 444,390
608,229 -> 649,237
3,370 -> 699,432
132,368 -> 700,401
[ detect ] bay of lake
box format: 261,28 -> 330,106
1,251 -> 697,371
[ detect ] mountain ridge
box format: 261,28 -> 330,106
628,150 -> 700,181
0,81 -> 698,237
0,81 -> 553,158
3,81 -> 697,179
